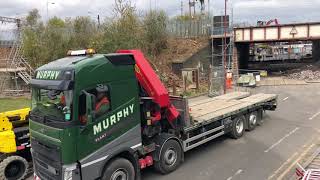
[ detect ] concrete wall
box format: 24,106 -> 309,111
171,38 -> 232,76
182,45 -> 211,72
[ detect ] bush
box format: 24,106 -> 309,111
143,10 -> 168,56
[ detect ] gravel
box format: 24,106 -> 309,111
287,70 -> 320,81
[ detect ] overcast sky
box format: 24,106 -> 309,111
1,0 -> 320,25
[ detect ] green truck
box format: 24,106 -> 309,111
30,49 -> 277,180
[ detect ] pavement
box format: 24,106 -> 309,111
258,77 -> 307,86
27,84 -> 320,180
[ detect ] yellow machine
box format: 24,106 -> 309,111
0,108 -> 31,180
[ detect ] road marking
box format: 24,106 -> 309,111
268,135 -> 317,180
309,111 -> 320,120
275,143 -> 315,180
264,127 -> 300,153
226,169 -> 243,180
268,152 -> 299,180
282,97 -> 289,101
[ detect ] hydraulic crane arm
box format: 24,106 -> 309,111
117,50 -> 180,125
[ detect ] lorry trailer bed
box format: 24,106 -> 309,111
186,92 -> 277,130
178,92 -> 277,151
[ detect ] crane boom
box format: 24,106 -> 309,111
117,50 -> 180,125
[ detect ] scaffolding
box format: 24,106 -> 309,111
0,16 -> 34,96
209,2 -> 234,96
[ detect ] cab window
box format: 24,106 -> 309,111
78,84 -> 111,124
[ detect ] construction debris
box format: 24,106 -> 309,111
287,70 -> 320,81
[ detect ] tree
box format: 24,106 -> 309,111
21,5 -> 171,69
113,0 -> 134,18
143,10 -> 168,56
22,9 -> 43,67
69,16 -> 98,49
43,17 -> 67,63
100,0 -> 143,53
25,9 -> 41,27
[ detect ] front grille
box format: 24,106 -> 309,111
32,138 -> 62,180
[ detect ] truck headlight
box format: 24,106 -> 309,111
64,170 -> 72,180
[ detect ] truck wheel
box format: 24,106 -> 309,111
0,155 -> 28,180
247,111 -> 258,131
154,139 -> 182,174
257,109 -> 265,126
102,158 -> 135,180
230,116 -> 245,139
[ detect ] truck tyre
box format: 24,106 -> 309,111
230,115 -> 245,139
0,155 -> 28,180
154,139 -> 182,174
247,111 -> 258,131
102,158 -> 135,180
257,109 -> 265,126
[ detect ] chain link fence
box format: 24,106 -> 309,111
209,67 -> 253,96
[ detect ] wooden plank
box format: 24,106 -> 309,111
190,100 -> 242,118
239,93 -> 277,104
194,101 -> 252,123
188,92 -> 250,107
190,93 -> 277,124
214,92 -> 251,100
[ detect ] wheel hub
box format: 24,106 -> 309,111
111,169 -> 128,180
236,120 -> 244,134
249,114 -> 257,125
164,148 -> 177,166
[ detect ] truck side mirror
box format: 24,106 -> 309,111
82,90 -> 96,124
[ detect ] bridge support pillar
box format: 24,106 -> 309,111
312,40 -> 320,62
234,43 -> 250,74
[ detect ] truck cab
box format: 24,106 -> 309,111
30,50 -> 142,180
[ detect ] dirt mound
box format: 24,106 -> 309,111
164,38 -> 208,62
149,37 -> 208,88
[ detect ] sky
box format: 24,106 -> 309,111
1,0 -> 320,25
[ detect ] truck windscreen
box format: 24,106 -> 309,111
31,88 -> 73,122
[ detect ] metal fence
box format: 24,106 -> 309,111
209,67 -> 254,96
209,66 -> 225,96
167,18 -> 212,38
167,16 -> 234,39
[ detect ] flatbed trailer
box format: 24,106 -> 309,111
171,92 -> 277,152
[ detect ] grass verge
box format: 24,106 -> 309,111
0,98 -> 31,112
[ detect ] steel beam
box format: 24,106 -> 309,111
0,16 -> 21,28
234,22 -> 320,43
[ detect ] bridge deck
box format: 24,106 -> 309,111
234,22 -> 320,43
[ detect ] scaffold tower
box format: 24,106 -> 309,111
0,16 -> 34,95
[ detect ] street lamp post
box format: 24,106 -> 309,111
88,11 -> 101,28
46,0 -> 55,21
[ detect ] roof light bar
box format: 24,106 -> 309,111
67,49 -> 96,56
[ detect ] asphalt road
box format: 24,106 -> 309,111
142,84 -> 320,180
27,84 -> 320,180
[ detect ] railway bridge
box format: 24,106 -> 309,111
232,22 -> 320,72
